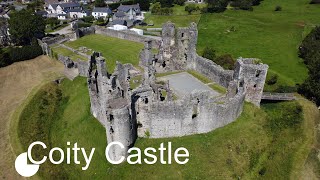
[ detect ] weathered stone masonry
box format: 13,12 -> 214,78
39,22 -> 268,161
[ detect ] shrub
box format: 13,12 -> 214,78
231,0 -> 253,11
215,54 -> 235,70
78,22 -> 92,28
275,5 -> 282,11
275,85 -> 297,93
310,0 -> 320,4
266,74 -> 278,85
185,4 -> 197,14
82,16 -> 94,23
202,46 -> 216,60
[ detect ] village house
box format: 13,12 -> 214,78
186,0 -> 204,3
92,7 -> 112,19
69,9 -> 90,19
115,3 -> 141,21
47,2 -> 81,16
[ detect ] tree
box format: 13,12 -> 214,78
185,4 -> 196,14
202,46 -> 216,60
9,10 -> 45,45
159,0 -> 174,7
298,26 -> 320,106
207,0 -> 229,13
134,0 -> 150,11
46,17 -> 60,29
174,0 -> 185,6
95,0 -> 105,7
151,2 -> 161,14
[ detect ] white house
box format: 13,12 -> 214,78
107,24 -> 128,31
57,13 -> 67,20
92,7 -> 112,19
47,2 -> 81,15
69,9 -> 89,19
186,0 -> 204,3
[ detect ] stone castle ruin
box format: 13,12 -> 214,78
39,22 -> 268,161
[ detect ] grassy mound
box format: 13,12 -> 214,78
15,77 -> 317,179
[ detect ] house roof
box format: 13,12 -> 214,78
58,2 -> 80,9
49,3 -> 59,10
44,0 -> 59,6
68,9 -> 82,12
92,7 -> 112,14
114,11 -> 125,17
112,19 -> 126,26
117,4 -> 140,13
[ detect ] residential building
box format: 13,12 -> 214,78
115,3 -> 140,20
186,0 -> 204,3
92,7 -> 112,19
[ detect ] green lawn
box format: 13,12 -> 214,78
142,13 -> 201,29
15,77 -> 317,179
51,46 -> 88,61
64,34 -> 144,72
197,0 -> 320,88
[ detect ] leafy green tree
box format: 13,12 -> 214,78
134,0 -> 150,11
95,0 -> 106,7
46,17 -> 60,29
9,10 -> 45,45
151,2 -> 161,14
207,0 -> 229,13
298,26 -> 320,106
174,0 -> 185,6
159,0 -> 174,7
82,16 -> 95,23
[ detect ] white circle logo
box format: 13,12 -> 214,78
15,152 -> 40,177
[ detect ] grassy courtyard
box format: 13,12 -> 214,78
14,77 -> 319,179
64,34 -> 144,72
51,46 -> 88,61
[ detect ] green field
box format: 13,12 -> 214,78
197,0 -> 320,88
64,34 -> 144,72
15,77 -> 319,179
141,4 -> 202,29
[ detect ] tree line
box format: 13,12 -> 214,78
0,10 -> 45,67
298,26 -> 320,106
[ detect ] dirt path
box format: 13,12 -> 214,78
0,56 -> 63,179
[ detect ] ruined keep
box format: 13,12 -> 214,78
84,22 -> 269,161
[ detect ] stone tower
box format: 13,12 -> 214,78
233,58 -> 269,106
87,54 -> 136,162
158,22 -> 198,71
